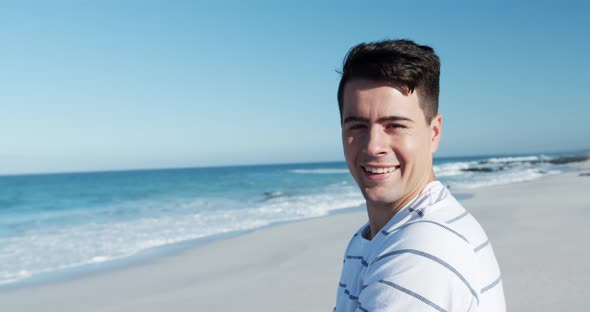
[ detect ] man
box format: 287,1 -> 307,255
333,40 -> 506,311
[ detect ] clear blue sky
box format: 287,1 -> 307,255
1,1 -> 589,175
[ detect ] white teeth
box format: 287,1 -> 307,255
364,166 -> 397,174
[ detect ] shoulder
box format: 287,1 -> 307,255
360,192 -> 495,305
358,218 -> 481,311
370,214 -> 479,276
359,215 -> 481,310
352,186 -> 503,310
374,191 -> 479,265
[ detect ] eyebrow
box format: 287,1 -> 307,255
342,115 -> 414,124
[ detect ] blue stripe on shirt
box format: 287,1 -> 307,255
481,275 -> 502,294
371,248 -> 479,303
378,279 -> 448,312
382,220 -> 469,244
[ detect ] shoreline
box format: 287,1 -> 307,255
2,194 -> 480,290
1,168 -> 589,311
0,180 -> 550,289
0,204 -> 367,291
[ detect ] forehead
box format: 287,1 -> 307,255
342,79 -> 422,119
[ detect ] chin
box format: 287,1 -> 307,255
362,187 -> 401,206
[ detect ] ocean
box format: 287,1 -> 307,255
0,152 -> 587,287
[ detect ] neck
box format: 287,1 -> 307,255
365,171 -> 436,240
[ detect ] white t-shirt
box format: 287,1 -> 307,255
334,181 -> 506,312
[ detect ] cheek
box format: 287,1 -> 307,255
343,131 -> 359,145
393,137 -> 418,160
393,137 -> 427,175
342,135 -> 356,160
342,134 -> 359,151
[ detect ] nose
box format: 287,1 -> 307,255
365,126 -> 388,156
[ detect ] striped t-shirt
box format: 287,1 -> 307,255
334,181 -> 506,312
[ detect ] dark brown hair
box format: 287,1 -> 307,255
337,39 -> 440,123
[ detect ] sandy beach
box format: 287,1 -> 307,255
1,170 -> 589,311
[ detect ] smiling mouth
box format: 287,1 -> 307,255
361,165 -> 400,174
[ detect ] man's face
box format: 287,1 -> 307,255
341,79 -> 442,206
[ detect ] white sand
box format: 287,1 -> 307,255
463,172 -> 590,311
1,171 -> 589,311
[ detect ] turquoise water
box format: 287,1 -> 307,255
0,153 -> 585,286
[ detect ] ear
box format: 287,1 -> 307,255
430,113 -> 442,153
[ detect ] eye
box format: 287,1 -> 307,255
348,124 -> 367,130
386,123 -> 406,129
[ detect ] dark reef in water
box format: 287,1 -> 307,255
461,167 -> 497,172
461,155 -> 589,174
263,191 -> 285,201
540,156 -> 589,165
